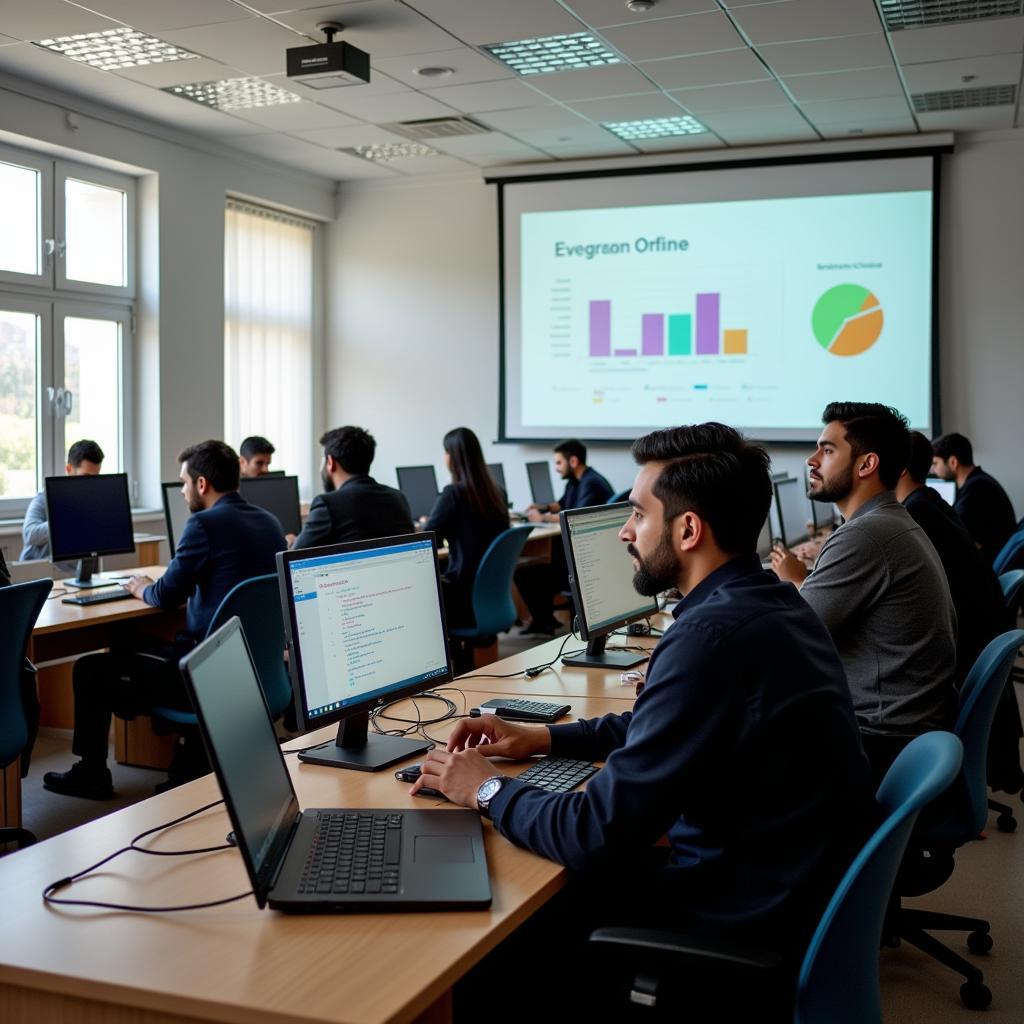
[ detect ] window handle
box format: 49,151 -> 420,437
63,389 -> 73,415
46,385 -> 57,412
43,239 -> 66,262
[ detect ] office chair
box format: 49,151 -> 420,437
607,489 -> 631,504
0,578 -> 52,851
993,527 -> 1024,575
886,629 -> 1024,1009
589,732 -> 963,1024
999,569 -> 1024,617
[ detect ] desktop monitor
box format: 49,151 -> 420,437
774,477 -> 810,548
927,478 -> 957,505
276,532 -> 452,771
526,461 -> 556,507
161,480 -> 191,557
559,503 -> 657,669
756,515 -> 773,562
45,473 -> 135,588
240,475 -> 302,535
264,470 -> 286,477
395,465 -> 439,520
487,462 -> 506,493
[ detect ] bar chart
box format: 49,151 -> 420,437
588,294 -> 748,358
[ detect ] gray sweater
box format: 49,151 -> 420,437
799,491 -> 957,737
20,491 -> 50,561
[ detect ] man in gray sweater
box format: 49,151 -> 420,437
772,402 -> 957,785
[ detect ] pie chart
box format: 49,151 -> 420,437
812,284 -> 884,356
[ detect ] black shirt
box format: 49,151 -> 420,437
424,483 -> 508,585
955,467 -> 1017,565
292,475 -> 414,550
559,466 -> 614,510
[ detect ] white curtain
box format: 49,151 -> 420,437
224,200 -> 314,496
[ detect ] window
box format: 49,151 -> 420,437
224,199 -> 315,496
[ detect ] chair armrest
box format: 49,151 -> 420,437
590,926 -> 783,973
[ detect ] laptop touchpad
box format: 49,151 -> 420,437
414,835 -> 474,863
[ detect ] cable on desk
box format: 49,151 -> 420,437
46,588 -> 70,600
42,798 -> 253,913
458,630 -> 585,681
370,688 -> 471,746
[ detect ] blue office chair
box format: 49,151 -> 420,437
0,578 -> 52,851
607,489 -> 631,505
993,527 -> 1024,575
999,569 -> 1024,616
590,732 -> 963,1024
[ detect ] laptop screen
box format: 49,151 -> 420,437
526,461 -> 555,506
181,619 -> 298,906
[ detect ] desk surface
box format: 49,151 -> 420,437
0,689 -> 629,1024
32,565 -> 168,636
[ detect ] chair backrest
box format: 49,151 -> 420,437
469,525 -> 537,636
993,527 -> 1024,575
607,489 -> 631,505
0,578 -> 53,767
999,569 -> 1024,613
796,732 -> 963,1024
205,574 -> 291,717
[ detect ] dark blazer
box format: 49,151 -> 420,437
292,475 -> 414,551
425,483 -> 509,586
144,491 -> 286,640
955,466 -> 1017,565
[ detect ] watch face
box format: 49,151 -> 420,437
478,776 -> 503,804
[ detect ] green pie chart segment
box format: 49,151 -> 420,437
812,284 -> 883,357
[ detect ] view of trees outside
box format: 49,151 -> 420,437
63,317 -> 121,472
0,310 -> 37,498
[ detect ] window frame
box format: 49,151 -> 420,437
0,143 -> 53,291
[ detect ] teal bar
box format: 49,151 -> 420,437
668,314 -> 692,356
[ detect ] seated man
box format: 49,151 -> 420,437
415,423 -> 871,963
931,432 -> 1017,564
20,439 -> 104,561
772,403 -> 957,786
43,440 -> 287,798
239,435 -> 275,478
291,426 -> 413,549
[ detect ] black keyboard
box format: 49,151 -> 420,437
62,590 -> 133,606
516,757 -> 598,792
298,812 -> 402,896
480,698 -> 570,723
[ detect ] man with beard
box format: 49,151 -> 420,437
290,426 -> 413,550
44,440 -> 286,798
411,423 -> 870,978
771,403 -> 957,786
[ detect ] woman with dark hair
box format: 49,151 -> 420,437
424,427 -> 509,641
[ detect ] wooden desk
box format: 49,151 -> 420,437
0,691 -> 629,1024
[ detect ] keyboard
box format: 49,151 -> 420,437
62,590 -> 133,606
299,812 -> 402,896
516,757 -> 598,792
479,698 -> 571,723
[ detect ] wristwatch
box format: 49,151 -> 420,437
476,775 -> 507,818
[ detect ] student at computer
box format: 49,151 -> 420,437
0,549 -> 41,777
414,422 -> 871,958
239,435 -> 275,478
525,438 -> 613,523
20,439 -> 104,561
771,403 -> 957,785
290,426 -> 413,550
43,440 -> 287,799
931,432 -> 1017,564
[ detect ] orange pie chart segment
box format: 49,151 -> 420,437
829,294 -> 883,356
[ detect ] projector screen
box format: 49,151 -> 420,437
498,154 -> 937,443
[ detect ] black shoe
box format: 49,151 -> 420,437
43,761 -> 114,800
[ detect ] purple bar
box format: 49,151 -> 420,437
641,313 -> 664,356
696,293 -> 720,355
589,300 -> 611,357
614,348 -> 638,357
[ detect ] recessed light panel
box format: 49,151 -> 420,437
879,0 -> 1021,30
603,115 -> 708,140
165,78 -> 302,112
340,143 -> 440,163
483,32 -> 621,76
35,27 -> 199,71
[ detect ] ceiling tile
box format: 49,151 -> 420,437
916,107 -> 1015,131
539,139 -> 641,158
229,100 -> 361,131
264,69 -> 408,104
400,0 -> 585,46
112,56 -> 242,88
291,124 -> 414,148
310,89 -> 459,123
480,105 -> 595,131
507,123 -> 622,147
817,117 -> 918,138
698,104 -> 817,136
0,0 -> 122,41
798,95 -> 913,126
98,85 -> 275,136
631,133 -> 727,152
707,122 -> 820,145
640,47 -> 770,89
891,17 -> 1024,65
901,54 -> 1023,94
729,0 -> 883,46
161,18 -> 303,76
0,42 -> 124,100
562,0 -> 718,28
0,34 -> 20,46
386,153 -> 474,175
758,34 -> 893,76
669,80 -> 792,112
428,134 -> 547,160
530,62 -> 661,102
76,0 -> 252,33
371,46 -> 512,88
601,12 -> 746,61
422,78 -> 549,113
229,131 -> 399,178
784,67 -> 903,102
567,92 -> 688,121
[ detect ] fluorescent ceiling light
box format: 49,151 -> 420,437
341,143 -> 440,163
35,27 -> 199,71
483,32 -> 621,76
165,78 -> 302,112
603,115 -> 707,140
878,0 -> 1022,30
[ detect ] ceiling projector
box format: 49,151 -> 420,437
286,22 -> 370,89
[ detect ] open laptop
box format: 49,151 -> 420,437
180,617 -> 492,913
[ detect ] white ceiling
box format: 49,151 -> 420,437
0,0 -> 1021,180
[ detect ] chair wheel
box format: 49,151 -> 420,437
996,813 -> 1017,833
960,981 -> 992,1010
967,931 -> 993,955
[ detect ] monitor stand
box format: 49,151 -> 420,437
297,711 -> 432,772
64,557 -> 118,590
561,634 -> 647,670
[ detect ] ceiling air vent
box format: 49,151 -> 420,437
911,84 -> 1016,112
880,0 -> 1023,30
381,116 -> 491,140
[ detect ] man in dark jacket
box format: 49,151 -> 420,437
0,550 -> 41,777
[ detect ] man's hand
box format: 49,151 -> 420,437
770,543 -> 808,585
410,748 -> 498,808
526,508 -> 544,523
123,574 -> 154,600
446,716 -> 552,760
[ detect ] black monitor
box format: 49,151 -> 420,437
927,477 -> 957,506
239,475 -> 302,535
756,514 -> 773,561
45,473 -> 135,588
263,470 -> 286,477
276,533 -> 451,771
161,480 -> 191,557
395,465 -> 439,520
559,503 -> 656,670
774,477 -> 810,548
487,462 -> 506,492
526,460 -> 555,506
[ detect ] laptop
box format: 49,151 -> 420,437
180,617 -> 492,913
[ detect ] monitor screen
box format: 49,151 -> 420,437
161,480 -> 191,557
756,515 -> 772,560
526,461 -> 555,506
395,465 -> 439,520
487,462 -> 506,492
239,475 -> 302,535
45,473 -> 135,562
927,478 -> 957,505
775,477 -> 810,548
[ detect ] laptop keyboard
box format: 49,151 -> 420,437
516,757 -> 598,792
299,812 -> 403,896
